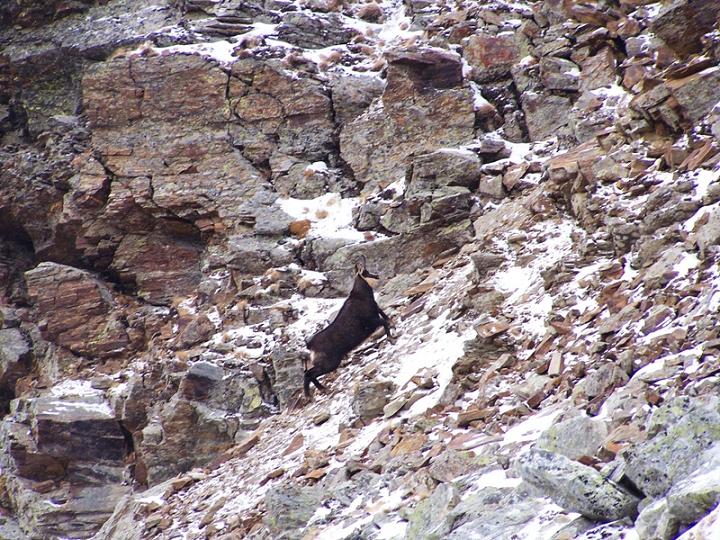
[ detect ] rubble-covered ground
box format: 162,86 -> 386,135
1,0 -> 720,538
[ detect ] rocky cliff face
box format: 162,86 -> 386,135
1,0 -> 720,538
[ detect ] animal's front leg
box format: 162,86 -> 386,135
378,308 -> 396,342
304,369 -> 326,397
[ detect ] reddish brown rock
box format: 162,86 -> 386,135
651,0 -> 720,57
24,262 -> 129,358
463,33 -> 522,83
229,58 -> 336,173
110,231 -> 202,306
83,54 -> 266,232
580,47 -> 617,92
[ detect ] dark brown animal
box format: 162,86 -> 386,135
304,258 -> 392,396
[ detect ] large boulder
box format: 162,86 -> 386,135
517,447 -> 639,521
138,362 -> 264,485
536,413 -> 609,460
651,0 -> 720,57
24,262 -> 130,358
0,382 -> 131,538
623,397 -> 720,499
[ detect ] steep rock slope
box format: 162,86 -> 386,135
1,0 -> 720,539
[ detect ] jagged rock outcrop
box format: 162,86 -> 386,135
1,0 -> 720,537
340,47 -> 476,192
0,382 -> 131,538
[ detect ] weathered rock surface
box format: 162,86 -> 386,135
1,382 -> 131,538
24,262 -> 130,358
2,0 -> 720,537
651,0 -> 720,57
0,327 -> 32,410
623,397 -> 720,499
265,483 -> 321,539
340,47 -> 475,192
518,448 -> 640,521
404,482 -> 459,539
537,413 -> 609,460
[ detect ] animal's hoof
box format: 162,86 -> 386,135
290,393 -> 310,410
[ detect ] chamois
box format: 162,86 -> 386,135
304,258 -> 392,396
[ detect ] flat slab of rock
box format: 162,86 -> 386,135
31,393 -> 127,461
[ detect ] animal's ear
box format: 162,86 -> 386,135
355,255 -> 367,274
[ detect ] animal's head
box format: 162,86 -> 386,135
355,256 -> 380,288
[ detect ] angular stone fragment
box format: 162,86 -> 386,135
518,447 -> 639,521
651,0 -> 720,57
406,149 -> 482,198
521,92 -> 572,141
446,485 -> 549,539
139,396 -> 240,485
463,32 -> 521,83
668,66 -> 720,125
404,483 -> 459,540
693,205 -> 720,257
352,380 -> 396,419
31,394 -> 127,461
580,47 -> 617,92
428,449 -> 477,482
328,72 -> 384,126
0,327 -> 31,405
181,361 -> 224,401
540,57 -> 580,91
666,443 -> 720,525
635,499 -> 679,540
0,382 -> 131,538
24,262 -> 129,358
264,483 -> 321,539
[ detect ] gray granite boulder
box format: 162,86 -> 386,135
518,447 -> 639,521
623,397 -> 720,499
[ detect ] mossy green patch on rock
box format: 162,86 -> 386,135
624,397 -> 720,499
403,482 -> 460,540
